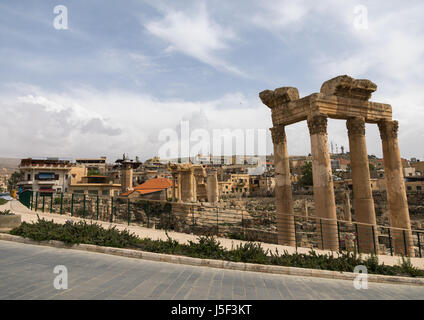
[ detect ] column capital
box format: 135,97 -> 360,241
346,117 -> 366,136
270,125 -> 286,144
378,120 -> 399,140
307,114 -> 328,135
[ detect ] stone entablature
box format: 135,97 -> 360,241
261,75 -> 392,127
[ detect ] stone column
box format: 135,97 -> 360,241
177,172 -> 182,203
378,120 -> 414,256
303,199 -> 309,218
207,170 -> 219,204
171,172 -> 177,202
343,189 -> 352,223
180,168 -> 195,203
347,117 -> 378,253
271,125 -> 295,246
307,115 -> 339,251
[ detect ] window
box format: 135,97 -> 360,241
88,190 -> 98,195
418,186 -> 422,191
73,190 -> 84,194
102,190 -> 109,196
407,186 -> 412,191
27,174 -> 31,180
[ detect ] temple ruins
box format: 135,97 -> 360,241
170,164 -> 220,204
260,75 -> 413,255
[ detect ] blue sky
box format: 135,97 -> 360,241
1,0 -> 424,161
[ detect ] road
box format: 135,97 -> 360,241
0,240 -> 423,300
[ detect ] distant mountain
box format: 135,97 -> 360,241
0,158 -> 20,173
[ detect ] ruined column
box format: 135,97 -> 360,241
180,166 -> 195,203
378,120 -> 414,256
307,114 -> 339,251
271,125 -> 296,247
303,199 -> 309,218
347,117 -> 378,253
207,170 -> 219,204
177,172 -> 182,203
171,171 -> 177,202
343,189 -> 352,223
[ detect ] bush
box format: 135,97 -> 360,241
0,209 -> 14,216
9,218 -> 424,278
0,199 -> 8,206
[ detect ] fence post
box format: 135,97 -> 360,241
110,197 -> 114,223
403,229 -> 408,256
127,198 -> 130,226
30,192 -> 33,210
60,193 -> 63,215
35,192 -> 38,212
192,205 -> 195,230
42,195 -> 45,213
320,219 -> 324,249
388,228 -> 393,256
294,216 -> 298,253
371,225 -> 377,254
83,194 -> 86,218
216,206 -> 219,236
96,195 -> 99,220
71,193 -> 74,216
337,221 -> 341,249
418,232 -> 422,258
50,193 -> 53,213
355,223 -> 360,254
241,208 -> 245,237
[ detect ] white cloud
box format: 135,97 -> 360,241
144,2 -> 246,77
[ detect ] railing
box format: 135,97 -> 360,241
25,191 -> 424,258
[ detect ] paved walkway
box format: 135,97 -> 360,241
2,200 -> 424,269
1,240 -> 423,300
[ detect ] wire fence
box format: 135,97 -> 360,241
26,191 -> 424,258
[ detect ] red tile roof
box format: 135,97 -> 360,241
120,178 -> 173,197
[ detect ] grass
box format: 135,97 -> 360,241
0,199 -> 8,206
9,217 -> 424,278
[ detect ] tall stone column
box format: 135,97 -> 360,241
177,172 -> 182,203
180,168 -> 195,203
307,115 -> 339,251
207,170 -> 219,204
271,125 -> 295,246
347,117 -> 378,253
343,189 -> 352,223
378,120 -> 414,256
171,172 -> 177,202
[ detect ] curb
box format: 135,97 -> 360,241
1,233 -> 423,286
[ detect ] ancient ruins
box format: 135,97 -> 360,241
260,75 -> 413,255
170,164 -> 219,204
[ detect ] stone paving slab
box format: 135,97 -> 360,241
1,240 -> 424,300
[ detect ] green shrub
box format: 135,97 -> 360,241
0,199 -> 8,206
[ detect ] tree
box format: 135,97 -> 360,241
299,162 -> 313,186
8,171 -> 23,192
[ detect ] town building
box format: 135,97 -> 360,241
17,158 -> 73,195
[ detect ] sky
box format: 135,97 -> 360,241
1,0 -> 423,162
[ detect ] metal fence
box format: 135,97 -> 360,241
26,191 -> 424,258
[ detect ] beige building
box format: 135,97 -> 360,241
17,158 -> 73,194
0,169 -> 8,192
75,157 -> 107,175
219,173 -> 250,197
70,175 -> 121,197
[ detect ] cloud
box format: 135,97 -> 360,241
144,2 -> 246,77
